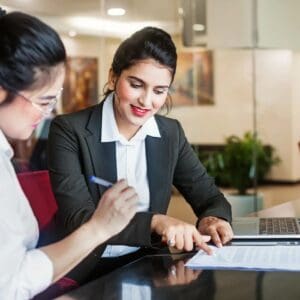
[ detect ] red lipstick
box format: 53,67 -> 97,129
131,105 -> 150,117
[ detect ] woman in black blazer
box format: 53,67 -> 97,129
48,27 -> 233,282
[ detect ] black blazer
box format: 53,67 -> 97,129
48,100 -> 231,249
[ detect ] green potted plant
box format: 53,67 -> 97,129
198,132 -> 280,216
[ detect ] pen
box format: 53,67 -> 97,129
89,175 -> 113,187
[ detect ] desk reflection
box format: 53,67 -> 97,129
57,254 -> 215,300
57,253 -> 300,300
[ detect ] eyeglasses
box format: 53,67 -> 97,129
16,88 -> 63,116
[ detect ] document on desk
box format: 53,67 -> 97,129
185,245 -> 300,271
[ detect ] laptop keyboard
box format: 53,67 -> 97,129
259,218 -> 300,235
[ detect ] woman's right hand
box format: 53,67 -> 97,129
151,214 -> 212,255
88,179 -> 138,243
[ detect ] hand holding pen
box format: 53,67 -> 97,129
88,176 -> 138,240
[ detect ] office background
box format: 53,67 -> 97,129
2,0 -> 300,218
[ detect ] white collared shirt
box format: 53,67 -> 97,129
0,130 -> 53,300
101,93 -> 161,257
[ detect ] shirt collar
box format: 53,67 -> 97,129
101,93 -> 161,143
0,129 -> 14,159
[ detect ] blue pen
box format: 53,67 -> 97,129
89,175 -> 113,187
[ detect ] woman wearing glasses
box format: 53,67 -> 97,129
0,9 -> 138,299
48,27 -> 233,283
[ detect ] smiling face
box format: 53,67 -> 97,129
0,64 -> 65,140
109,59 -> 172,140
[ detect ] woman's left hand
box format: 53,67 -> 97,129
198,216 -> 233,247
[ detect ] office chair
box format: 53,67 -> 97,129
17,170 -> 79,299
17,170 -> 57,231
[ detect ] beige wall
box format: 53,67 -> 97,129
253,50 -> 300,181
169,49 -> 253,144
256,50 -> 294,180
61,34 -> 300,181
291,53 -> 300,180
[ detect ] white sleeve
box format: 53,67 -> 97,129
0,143 -> 53,299
0,222 -> 53,300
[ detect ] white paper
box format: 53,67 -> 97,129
185,245 -> 300,271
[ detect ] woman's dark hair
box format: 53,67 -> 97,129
0,10 -> 66,103
104,27 -> 177,112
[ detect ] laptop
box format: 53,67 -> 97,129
231,217 -> 300,245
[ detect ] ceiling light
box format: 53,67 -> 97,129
66,16 -> 178,38
107,8 -> 126,16
193,24 -> 205,31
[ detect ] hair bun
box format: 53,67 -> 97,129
0,7 -> 7,17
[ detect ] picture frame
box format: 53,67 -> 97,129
171,50 -> 214,106
62,57 -> 98,113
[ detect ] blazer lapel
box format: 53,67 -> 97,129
84,103 -> 171,211
146,133 -> 171,213
85,103 -> 117,198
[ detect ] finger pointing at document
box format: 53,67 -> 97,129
151,214 -> 213,255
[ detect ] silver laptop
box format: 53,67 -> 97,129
231,217 -> 300,245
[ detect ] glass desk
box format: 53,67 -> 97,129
57,199 -> 300,299
56,252 -> 300,300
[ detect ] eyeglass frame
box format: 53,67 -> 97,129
14,88 -> 63,115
